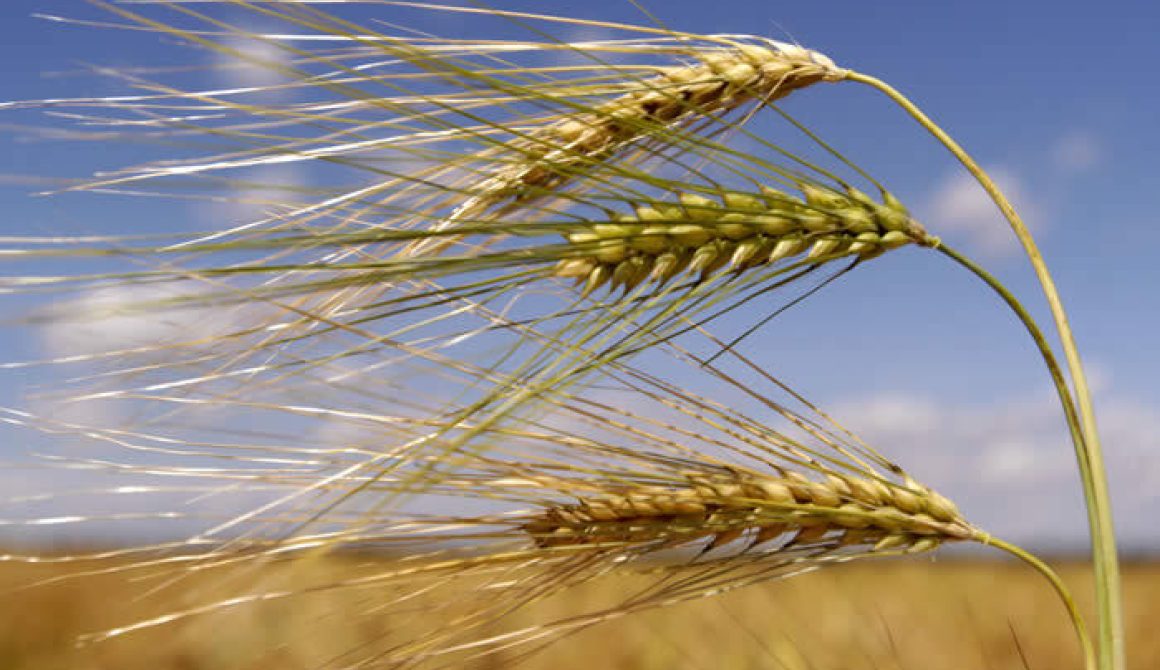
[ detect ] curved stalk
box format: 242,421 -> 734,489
985,535 -> 1096,670
939,244 -> 1093,509
846,70 -> 1122,670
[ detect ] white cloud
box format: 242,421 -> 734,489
214,33 -> 292,92
33,282 -> 248,429
204,33 -> 310,226
39,283 -> 239,358
201,161 -> 309,226
925,167 -> 1041,256
826,394 -> 942,436
833,384 -> 1160,551
1051,130 -> 1105,174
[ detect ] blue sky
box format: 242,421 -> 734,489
1,1 -> 1157,552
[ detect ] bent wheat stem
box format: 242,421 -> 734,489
845,70 -> 1121,670
985,535 -> 1096,670
938,244 -> 1089,496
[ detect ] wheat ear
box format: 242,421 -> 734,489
525,469 -> 970,554
1,285 -> 1093,667
554,184 -> 933,296
448,41 -> 844,225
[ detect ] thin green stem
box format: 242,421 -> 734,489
938,244 -> 1093,509
985,535 -> 1096,670
846,70 -> 1122,670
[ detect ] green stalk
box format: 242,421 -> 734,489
985,535 -> 1096,670
845,71 -> 1122,670
939,244 -> 1093,514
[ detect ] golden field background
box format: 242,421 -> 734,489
2,556 -> 1158,669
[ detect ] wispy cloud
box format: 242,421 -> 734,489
203,32 -> 310,225
39,283 -> 238,359
33,282 -> 246,429
1051,129 -> 1105,175
925,166 -> 1041,256
213,33 -> 292,92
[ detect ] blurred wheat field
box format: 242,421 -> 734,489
3,557 -> 1156,670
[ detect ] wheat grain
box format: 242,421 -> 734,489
4,318 -> 987,657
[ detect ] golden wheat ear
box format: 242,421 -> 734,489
0,316 -> 1094,666
2,323 -> 1089,667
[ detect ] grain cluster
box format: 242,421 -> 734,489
455,42 -> 846,220
555,185 -> 936,295
525,469 -> 973,554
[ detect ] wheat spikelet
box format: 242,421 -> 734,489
0,5 -> 983,562
3,160 -> 931,502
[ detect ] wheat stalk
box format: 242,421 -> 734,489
839,72 -> 1121,669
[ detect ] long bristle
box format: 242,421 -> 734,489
10,325 -> 980,664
